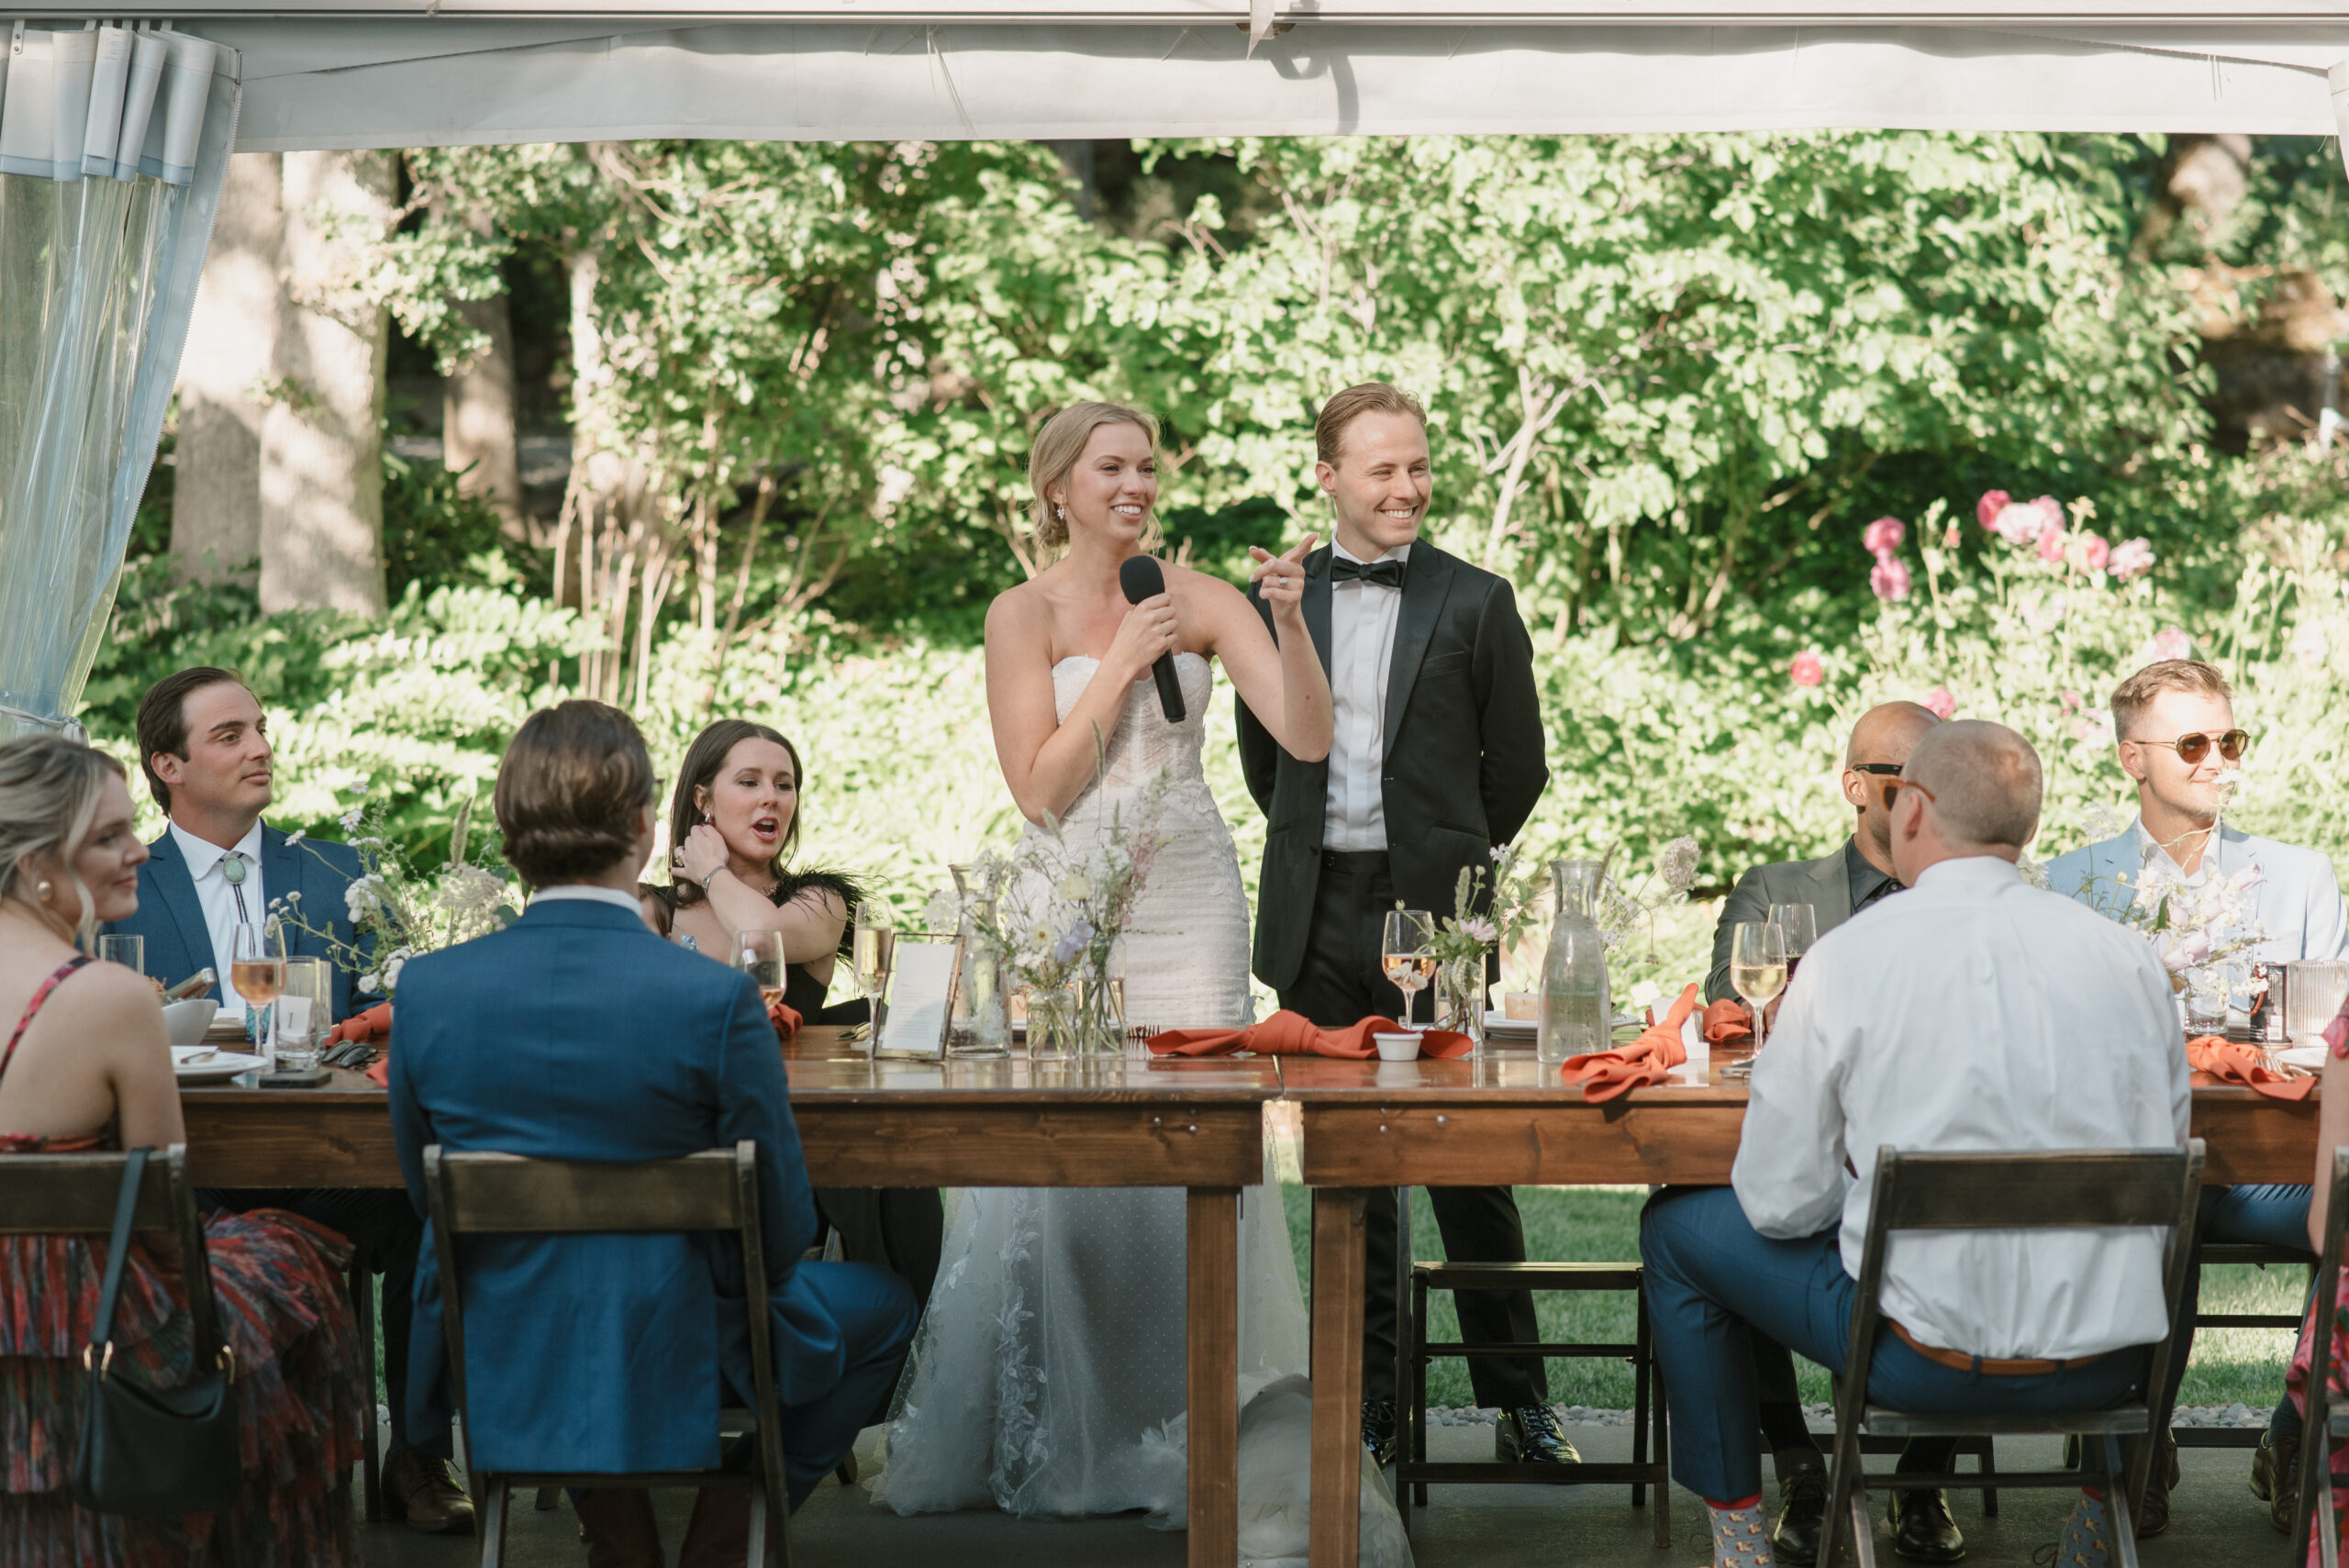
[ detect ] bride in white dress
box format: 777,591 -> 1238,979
873,401 -> 1333,1529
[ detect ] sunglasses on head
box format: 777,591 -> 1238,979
2129,729 -> 2250,765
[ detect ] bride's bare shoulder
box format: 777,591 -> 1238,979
985,576 -> 1053,641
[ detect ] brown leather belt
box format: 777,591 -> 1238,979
1889,1320 -> 2108,1377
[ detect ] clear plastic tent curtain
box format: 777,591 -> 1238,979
0,22 -> 238,741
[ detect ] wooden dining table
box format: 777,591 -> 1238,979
176,1026 -> 1284,1568
1283,1049 -> 2325,1568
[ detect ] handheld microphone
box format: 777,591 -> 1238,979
1118,555 -> 1186,723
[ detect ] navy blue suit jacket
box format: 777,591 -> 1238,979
101,824 -> 365,1020
386,896 -> 837,1473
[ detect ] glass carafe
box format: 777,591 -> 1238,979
1538,859 -> 1611,1066
947,862 -> 1010,1058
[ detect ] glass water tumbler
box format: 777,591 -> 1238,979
1538,859 -> 1611,1067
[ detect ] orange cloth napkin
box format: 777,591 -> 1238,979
1147,1010 -> 1473,1060
1562,984 -> 1699,1103
768,997 -> 803,1040
1702,997 -> 1753,1045
2187,1035 -> 2314,1101
331,1003 -> 393,1044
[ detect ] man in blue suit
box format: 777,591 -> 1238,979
99,666 -> 473,1533
390,700 -> 915,1565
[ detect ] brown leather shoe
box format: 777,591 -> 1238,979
2133,1434 -> 2181,1539
384,1445 -> 476,1536
574,1486 -> 665,1568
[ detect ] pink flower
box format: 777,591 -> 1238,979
2036,525 -> 2067,562
1869,555 -> 1912,601
1991,502 -> 2045,545
1863,516 -> 1906,555
2032,495 -> 2066,535
1790,651 -> 1826,688
2060,689 -> 2083,710
1923,686 -> 1957,719
2079,532 -> 2110,573
2109,538 -> 2155,581
2146,628 -> 2194,663
1976,490 -> 2012,530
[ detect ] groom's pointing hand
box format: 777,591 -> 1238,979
1249,533 -> 1317,616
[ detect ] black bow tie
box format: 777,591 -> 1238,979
1331,557 -> 1405,590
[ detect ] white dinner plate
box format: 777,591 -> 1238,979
2275,1044 -> 2331,1073
173,1046 -> 269,1083
1483,1012 -> 1537,1036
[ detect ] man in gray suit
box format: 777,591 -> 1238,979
1705,699 -> 1949,1565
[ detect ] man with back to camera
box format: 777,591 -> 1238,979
1704,700 -> 1962,1564
2045,657 -> 2349,1537
1236,382 -> 1563,1470
99,665 -> 474,1533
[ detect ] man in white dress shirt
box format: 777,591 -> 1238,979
2043,657 -> 2348,1534
1236,384 -> 1557,1470
1642,720 -> 2188,1568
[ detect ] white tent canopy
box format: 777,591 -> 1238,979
17,2 -> 2349,149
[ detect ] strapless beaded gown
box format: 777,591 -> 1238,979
873,653 -> 1308,1528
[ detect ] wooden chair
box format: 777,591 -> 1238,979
421,1140 -> 791,1568
0,1145 -> 243,1566
1817,1142 -> 2205,1568
1397,1258 -> 1671,1546
2175,1240 -> 2316,1451
2290,1147 -> 2349,1559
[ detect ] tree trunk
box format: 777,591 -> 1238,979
440,204 -> 527,542
260,150 -> 393,616
172,152 -> 282,583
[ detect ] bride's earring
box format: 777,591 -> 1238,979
1055,505 -> 1067,523
34,880 -> 52,901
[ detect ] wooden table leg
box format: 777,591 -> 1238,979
1311,1187 -> 1368,1568
1188,1186 -> 1241,1568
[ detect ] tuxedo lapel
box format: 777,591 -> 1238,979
1382,545 -> 1459,760
142,831 -> 212,981
1303,548 -> 1333,676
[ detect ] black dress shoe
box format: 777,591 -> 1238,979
2133,1432 -> 2180,1539
1771,1466 -> 1828,1566
1496,1406 -> 1581,1464
1889,1485 -> 1965,1563
1361,1399 -> 1399,1468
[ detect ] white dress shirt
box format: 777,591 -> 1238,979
530,884 -> 647,915
1322,540 -> 1409,852
170,818 -> 268,1017
1733,855 -> 2190,1361
2044,817 -> 2349,969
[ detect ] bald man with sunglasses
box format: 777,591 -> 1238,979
2045,657 -> 2348,1540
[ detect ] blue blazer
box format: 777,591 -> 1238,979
101,825 -> 365,1021
386,897 -> 836,1474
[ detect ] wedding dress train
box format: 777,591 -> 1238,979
873,653 -> 1308,1524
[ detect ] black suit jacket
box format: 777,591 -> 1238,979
1235,539 -> 1549,994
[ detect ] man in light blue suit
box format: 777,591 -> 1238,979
2044,656 -> 2349,1538
389,699 -> 915,1565
100,666 -> 473,1532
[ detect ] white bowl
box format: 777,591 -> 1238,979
1373,1032 -> 1420,1062
161,998 -> 219,1046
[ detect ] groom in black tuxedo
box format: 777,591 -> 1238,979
1235,383 -> 1564,1469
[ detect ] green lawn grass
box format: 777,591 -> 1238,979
1277,1184 -> 2302,1411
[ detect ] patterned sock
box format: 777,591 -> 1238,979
1706,1494 -> 1775,1567
2051,1486 -> 2112,1568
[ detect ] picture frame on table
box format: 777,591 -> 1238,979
873,931 -> 963,1062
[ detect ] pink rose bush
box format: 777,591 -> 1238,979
1862,515 -> 1911,602
1863,517 -> 1905,556
2079,533 -> 2110,573
2108,538 -> 2155,581
1922,687 -> 1956,719
1976,490 -> 2010,529
1790,651 -> 1825,688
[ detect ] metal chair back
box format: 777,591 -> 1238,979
2292,1146 -> 2349,1560
1819,1142 -> 2204,1568
422,1141 -> 788,1567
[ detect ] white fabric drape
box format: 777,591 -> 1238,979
0,23 -> 239,740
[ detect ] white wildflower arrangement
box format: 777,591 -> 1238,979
960,773 -> 1172,995
1595,834 -> 1703,962
2074,771 -> 2267,1011
273,788 -> 521,1001
1426,842 -> 1545,968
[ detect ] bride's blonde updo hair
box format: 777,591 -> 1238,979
1028,401 -> 1161,551
0,736 -> 128,944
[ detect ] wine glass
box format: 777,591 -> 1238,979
849,904 -> 896,1043
1380,909 -> 1436,1029
1767,904 -> 1818,981
231,917 -> 287,1054
1730,921 -> 1788,1052
736,931 -> 787,1010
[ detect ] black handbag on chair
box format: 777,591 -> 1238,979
70,1148 -> 243,1520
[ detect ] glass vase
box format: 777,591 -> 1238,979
1028,986 -> 1078,1063
1075,962 -> 1126,1057
948,862 -> 1010,1058
1437,952 -> 1488,1053
1539,859 -> 1611,1067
